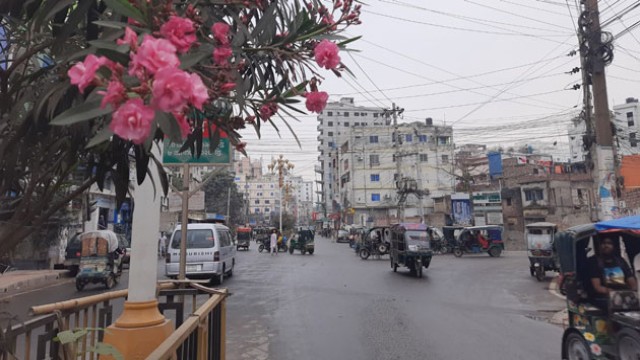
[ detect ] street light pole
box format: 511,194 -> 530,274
268,155 -> 294,234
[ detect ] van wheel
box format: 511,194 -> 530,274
226,261 -> 234,277
75,279 -> 85,291
212,271 -> 224,286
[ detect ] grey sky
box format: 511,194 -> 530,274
240,0 -> 640,181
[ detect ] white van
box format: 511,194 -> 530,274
165,223 -> 236,284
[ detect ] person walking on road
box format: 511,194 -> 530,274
270,229 -> 278,255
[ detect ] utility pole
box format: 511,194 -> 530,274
385,103 -> 404,222
581,0 -> 617,220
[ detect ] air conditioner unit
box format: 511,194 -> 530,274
383,194 -> 391,200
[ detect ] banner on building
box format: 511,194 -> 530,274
516,155 -> 527,165
451,199 -> 472,225
487,152 -> 503,179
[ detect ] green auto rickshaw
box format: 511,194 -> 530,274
289,227 -> 315,255
75,230 -> 124,291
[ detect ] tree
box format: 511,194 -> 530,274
202,172 -> 244,225
0,0 -> 361,254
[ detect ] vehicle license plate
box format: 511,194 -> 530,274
186,265 -> 201,272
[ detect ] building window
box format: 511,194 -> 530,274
257,184 -> 262,188
265,208 -> 270,212
354,122 -> 359,126
631,132 -> 637,147
370,174 -> 380,182
327,111 -> 333,116
418,135 -> 427,142
255,208 -> 260,213
441,154 -> 449,163
265,200 -> 270,204
369,135 -> 379,143
438,136 -> 450,145
371,193 -> 381,201
354,112 -> 359,117
524,189 -> 544,202
328,131 -> 333,137
344,122 -> 349,127
405,134 -> 413,142
419,154 -> 428,162
255,200 -> 260,204
328,141 -> 334,148
506,198 -> 512,206
344,112 -> 350,117
328,121 -> 333,126
369,154 -> 380,166
628,112 -> 635,127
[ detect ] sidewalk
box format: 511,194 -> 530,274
0,269 -> 70,298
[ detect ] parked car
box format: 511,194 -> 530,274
337,229 -> 349,243
165,223 -> 236,285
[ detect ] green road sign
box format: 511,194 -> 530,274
163,138 -> 231,165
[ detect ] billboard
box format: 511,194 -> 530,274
451,199 -> 472,225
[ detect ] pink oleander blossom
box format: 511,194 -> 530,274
213,46 -> 233,66
98,80 -> 127,109
110,98 -> 155,144
68,54 -> 111,94
129,35 -> 179,77
259,103 -> 278,121
160,16 -> 196,53
189,73 -> 209,110
117,27 -> 138,48
211,22 -> 230,45
151,67 -> 195,113
305,91 -> 329,113
220,82 -> 236,93
314,39 -> 340,70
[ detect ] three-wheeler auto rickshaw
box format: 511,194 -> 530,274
452,225 -> 504,258
526,222 -> 559,281
236,226 -> 252,251
558,216 -> 640,360
75,230 -> 123,291
440,225 -> 464,254
289,227 -> 315,255
389,223 -> 433,278
357,226 -> 390,259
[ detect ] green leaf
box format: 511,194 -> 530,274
90,343 -> 124,360
86,127 -> 114,149
50,100 -> 111,126
156,111 -> 183,144
89,40 -> 129,53
150,153 -> 169,196
55,330 -> 78,344
179,45 -> 213,70
337,36 -> 362,47
92,20 -> 129,29
102,0 -> 146,24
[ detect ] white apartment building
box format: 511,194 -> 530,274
568,118 -> 587,163
613,97 -> 640,156
316,97 -> 389,216
332,120 -> 455,226
240,173 -> 279,225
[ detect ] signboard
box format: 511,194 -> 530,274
451,199 -> 472,225
168,191 -> 205,212
162,138 -> 231,165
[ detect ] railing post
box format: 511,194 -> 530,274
220,298 -> 226,360
196,318 -> 209,360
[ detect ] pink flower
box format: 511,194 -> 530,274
98,80 -> 127,109
220,82 -> 236,93
189,73 -> 209,110
117,27 -> 138,48
314,39 -> 340,70
151,67 -> 194,112
129,35 -> 179,77
68,54 -> 111,94
173,112 -> 192,138
110,98 -> 155,144
235,142 -> 247,152
211,22 -> 230,45
213,46 -> 233,66
305,91 -> 329,113
259,103 -> 278,121
160,16 -> 196,53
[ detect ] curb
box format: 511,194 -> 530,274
547,275 -> 568,326
0,270 -> 71,298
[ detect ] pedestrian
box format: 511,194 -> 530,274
270,229 -> 278,255
158,232 -> 167,258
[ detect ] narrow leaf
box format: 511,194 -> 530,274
86,127 -> 114,149
156,111 -> 183,144
179,46 -> 212,70
51,100 -> 111,126
92,20 -> 129,29
102,0 -> 146,24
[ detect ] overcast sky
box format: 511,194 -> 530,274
239,0 -> 640,181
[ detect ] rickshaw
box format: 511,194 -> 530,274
439,225 -> 464,254
389,223 -> 433,278
558,216 -> 640,360
75,230 -> 123,291
452,225 -> 504,258
357,226 -> 390,259
236,226 -> 252,251
526,222 -> 559,281
289,227 -> 315,255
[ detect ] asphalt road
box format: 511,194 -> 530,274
2,237 -> 565,360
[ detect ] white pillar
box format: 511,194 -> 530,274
128,143 -> 163,302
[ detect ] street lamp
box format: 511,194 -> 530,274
268,155 -> 294,234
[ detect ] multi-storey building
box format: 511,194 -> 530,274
316,97 -> 389,217
333,119 -> 455,226
613,97 -> 640,156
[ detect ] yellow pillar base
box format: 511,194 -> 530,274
101,300 -> 174,360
